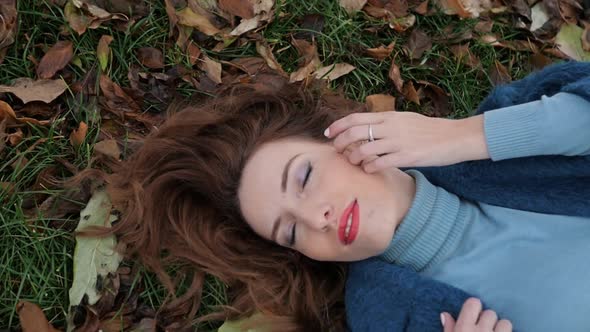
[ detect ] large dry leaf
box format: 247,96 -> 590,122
68,189 -> 121,308
582,22 -> 590,51
99,74 -> 142,113
289,39 -> 321,83
137,47 -> 165,69
388,59 -> 403,93
366,94 -> 396,112
94,139 -> 121,159
402,81 -> 420,105
70,121 -> 88,147
339,0 -> 368,13
366,42 -> 395,60
489,60 -> 512,85
176,5 -> 221,36
255,41 -> 287,76
97,35 -> 113,71
229,0 -> 274,36
16,301 -> 60,332
449,43 -> 481,67
437,0 -> 491,18
417,80 -> 451,117
37,40 -> 74,79
0,78 -> 68,104
405,29 -> 432,59
0,0 -> 17,64
314,63 -> 356,80
555,23 -> 590,61
200,55 -> 223,84
219,0 -> 256,18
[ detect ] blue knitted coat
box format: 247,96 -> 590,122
345,61 -> 590,332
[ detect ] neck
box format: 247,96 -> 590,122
385,167 -> 417,234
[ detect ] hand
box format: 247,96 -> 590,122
324,111 -> 489,173
441,298 -> 513,332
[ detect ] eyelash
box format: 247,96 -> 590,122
288,161 -> 313,247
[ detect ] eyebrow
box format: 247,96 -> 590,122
271,152 -> 302,243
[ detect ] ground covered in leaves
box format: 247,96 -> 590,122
1,0 -> 588,331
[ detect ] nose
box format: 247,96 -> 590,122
296,203 -> 335,232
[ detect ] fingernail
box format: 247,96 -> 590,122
440,313 -> 446,327
323,128 -> 330,137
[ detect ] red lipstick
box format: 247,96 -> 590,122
338,199 -> 359,245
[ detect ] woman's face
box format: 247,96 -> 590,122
238,137 -> 415,262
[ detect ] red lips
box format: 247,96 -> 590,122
338,199 -> 359,245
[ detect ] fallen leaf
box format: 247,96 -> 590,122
366,42 -> 395,60
289,38 -> 321,83
186,41 -> 202,65
94,139 -> 121,159
64,1 -> 91,35
314,63 -> 356,80
16,301 -> 60,332
530,1 -> 550,32
176,5 -> 221,36
68,189 -> 121,307
582,21 -> 590,51
256,41 -> 287,76
70,121 -> 88,147
366,94 -> 396,112
37,40 -> 74,79
416,80 -> 451,117
389,14 -> 416,32
437,0 -> 476,17
528,52 -> 553,69
489,60 -> 511,85
0,78 -> 68,104
413,0 -> 429,14
555,23 -> 590,61
0,0 -> 17,64
7,127 -> 23,145
200,55 -> 223,84
97,35 -> 114,71
474,19 -> 494,33
339,0 -> 368,13
402,81 -> 420,105
229,0 -> 274,36
510,0 -> 532,22
294,13 -> 325,40
449,43 -> 481,67
388,59 -> 403,93
137,47 -> 165,69
219,0 -> 255,18
405,29 -> 432,59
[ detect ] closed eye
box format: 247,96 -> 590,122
302,161 -> 312,188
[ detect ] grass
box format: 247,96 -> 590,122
0,0 -> 553,330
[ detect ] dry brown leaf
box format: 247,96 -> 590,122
489,60 -> 511,86
0,0 -> 17,64
416,80 -> 451,117
94,139 -> 121,159
186,41 -> 202,65
474,19 -> 494,33
70,121 -> 88,147
219,0 -> 256,18
200,55 -> 223,84
229,0 -> 274,36
366,94 -> 396,112
99,74 -> 142,113
97,35 -> 113,71
582,21 -> 590,52
256,41 -> 287,76
366,42 -> 395,60
8,127 -> 23,145
16,301 -> 60,332
289,39 -> 321,83
528,52 -> 553,69
388,59 -> 403,93
449,44 -> 481,67
0,78 -> 68,104
402,81 -> 420,105
438,0 -> 491,17
405,29 -> 432,59
36,40 -> 74,79
137,47 -> 165,69
339,0 -> 368,13
0,100 -> 17,124
413,0 -> 429,15
314,63 -> 356,80
176,5 -> 221,36
389,14 -> 416,32
64,1 -> 91,35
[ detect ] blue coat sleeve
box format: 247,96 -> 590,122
346,258 -> 477,332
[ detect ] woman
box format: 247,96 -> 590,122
77,62 -> 590,331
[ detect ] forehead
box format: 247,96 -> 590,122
238,138 -> 325,236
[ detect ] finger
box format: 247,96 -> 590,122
495,319 -> 513,332
476,310 -> 498,330
455,298 -> 482,330
324,112 -> 386,138
348,139 -> 393,165
441,312 -> 456,332
362,152 -> 413,173
333,125 -> 374,152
